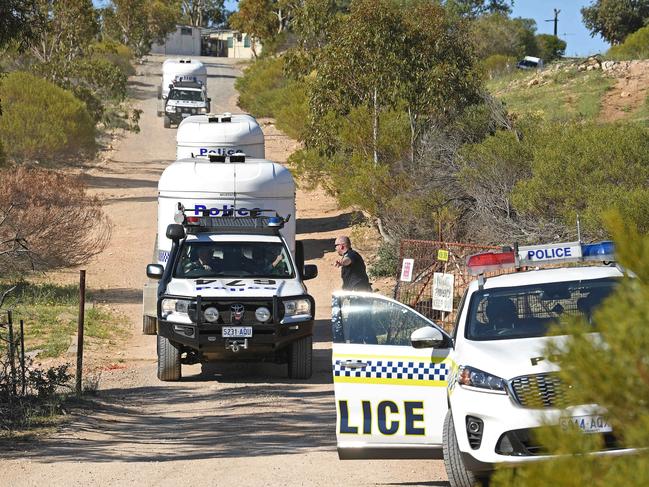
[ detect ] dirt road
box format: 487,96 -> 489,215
0,56 -> 447,487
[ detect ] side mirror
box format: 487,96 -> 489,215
166,223 -> 185,241
162,95 -> 167,100
411,326 -> 448,349
207,97 -> 211,102
146,264 -> 164,280
302,264 -> 318,280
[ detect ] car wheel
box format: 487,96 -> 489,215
143,315 -> 157,335
443,410 -> 487,487
163,115 -> 171,128
288,335 -> 312,380
157,334 -> 181,381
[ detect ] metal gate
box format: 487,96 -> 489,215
394,240 -> 501,332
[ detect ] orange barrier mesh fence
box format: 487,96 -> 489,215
393,240 -> 501,333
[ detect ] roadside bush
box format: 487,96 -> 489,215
607,24 -> 649,60
536,33 -> 566,62
0,71 -> 96,163
0,166 -> 111,276
369,241 -> 399,278
481,54 -> 516,79
235,56 -> 308,139
91,41 -> 135,77
513,122 -> 649,238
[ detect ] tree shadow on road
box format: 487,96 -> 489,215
297,211 -> 365,234
1,378 -> 338,463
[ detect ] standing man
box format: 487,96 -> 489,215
334,236 -> 372,291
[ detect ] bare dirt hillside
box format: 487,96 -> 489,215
598,60 -> 649,122
0,56 -> 446,487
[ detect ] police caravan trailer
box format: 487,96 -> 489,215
176,113 -> 265,160
158,58 -> 208,104
330,240 -> 637,487
143,153 -> 318,381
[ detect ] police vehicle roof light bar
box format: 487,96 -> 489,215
467,240 -> 615,276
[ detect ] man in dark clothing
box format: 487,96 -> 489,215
334,236 -> 372,291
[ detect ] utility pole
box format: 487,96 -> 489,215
545,8 -> 560,37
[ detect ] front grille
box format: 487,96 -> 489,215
510,373 -> 567,409
496,428 -> 622,456
190,300 -> 276,325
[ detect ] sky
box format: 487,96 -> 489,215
509,1 -> 608,57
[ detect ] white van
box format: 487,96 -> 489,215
176,113 -> 265,160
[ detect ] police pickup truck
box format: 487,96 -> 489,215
331,241 -> 636,486
163,77 -> 211,129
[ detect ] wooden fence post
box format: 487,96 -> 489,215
75,270 -> 86,397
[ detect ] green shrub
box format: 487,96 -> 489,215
607,24 -> 649,60
513,122 -> 649,238
481,54 -> 517,79
0,71 -> 96,163
235,56 -> 308,139
536,33 -> 566,62
369,241 -> 399,278
91,41 -> 135,77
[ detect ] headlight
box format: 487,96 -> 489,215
165,105 -> 175,112
458,366 -> 507,394
283,299 -> 311,317
161,298 -> 191,322
203,307 -> 219,323
191,108 -> 197,114
255,306 -> 271,322
200,107 -> 208,113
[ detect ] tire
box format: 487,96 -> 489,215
163,115 -> 171,128
142,315 -> 157,335
157,334 -> 181,381
443,410 -> 486,487
288,335 -> 312,379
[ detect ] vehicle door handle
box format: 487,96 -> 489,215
340,361 -> 369,369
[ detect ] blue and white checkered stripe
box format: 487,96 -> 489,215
334,359 -> 449,383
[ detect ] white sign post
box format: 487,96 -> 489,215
400,258 -> 415,282
432,273 -> 454,313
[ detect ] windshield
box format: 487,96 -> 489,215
174,241 -> 294,279
169,89 -> 204,102
465,277 -> 618,341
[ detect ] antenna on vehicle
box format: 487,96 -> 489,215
577,214 -> 582,243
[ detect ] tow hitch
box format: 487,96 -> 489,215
226,339 -> 249,353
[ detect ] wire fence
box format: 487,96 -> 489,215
393,239 -> 503,332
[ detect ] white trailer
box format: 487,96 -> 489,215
158,59 -> 208,101
176,113 -> 265,160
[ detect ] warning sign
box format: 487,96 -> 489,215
432,273 -> 454,312
400,258 -> 414,282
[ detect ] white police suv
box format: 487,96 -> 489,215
331,241 -> 636,486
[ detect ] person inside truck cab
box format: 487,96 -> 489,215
183,246 -> 221,274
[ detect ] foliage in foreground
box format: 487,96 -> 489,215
0,72 -> 96,164
492,215 -> 649,486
